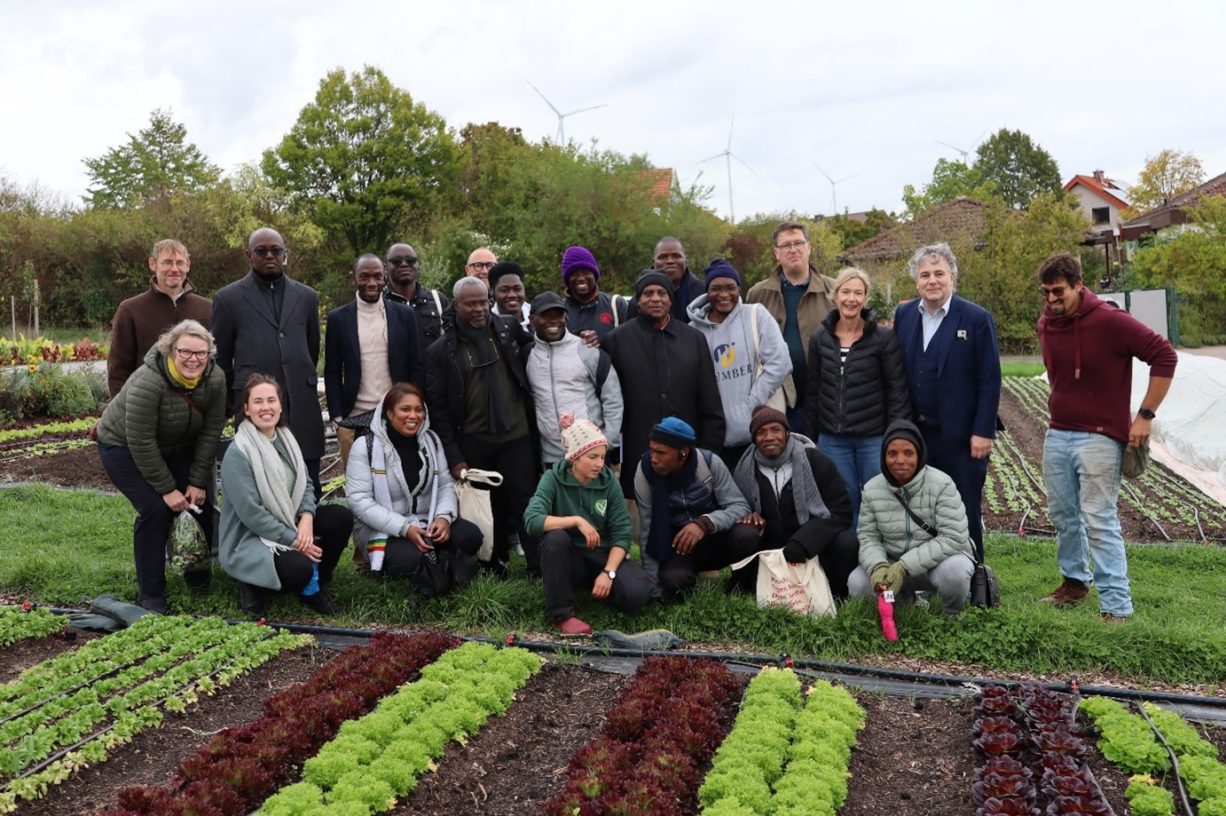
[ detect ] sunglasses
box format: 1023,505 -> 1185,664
387,255 -> 418,266
251,246 -> 286,257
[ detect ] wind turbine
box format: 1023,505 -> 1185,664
526,80 -> 607,144
814,164 -> 857,214
934,129 -> 989,163
700,118 -> 755,223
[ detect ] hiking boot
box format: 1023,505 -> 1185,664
1039,578 -> 1089,607
1100,612 -> 1132,623
300,590 -> 340,615
138,594 -> 168,615
239,583 -> 266,619
550,616 -> 592,637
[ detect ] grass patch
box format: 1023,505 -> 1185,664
1001,361 -> 1046,378
3,483 -> 1225,685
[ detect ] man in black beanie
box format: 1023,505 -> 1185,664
602,269 -> 725,498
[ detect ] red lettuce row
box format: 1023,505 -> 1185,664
97,631 -> 459,816
545,655 -> 742,816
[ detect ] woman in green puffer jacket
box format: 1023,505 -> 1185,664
847,419 -> 975,615
96,319 -> 226,613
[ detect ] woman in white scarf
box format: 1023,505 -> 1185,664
219,374 -> 352,617
346,383 -> 482,587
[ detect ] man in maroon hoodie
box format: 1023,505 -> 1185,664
1035,253 -> 1177,621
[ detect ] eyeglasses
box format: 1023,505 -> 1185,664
387,255 -> 418,266
251,246 -> 286,257
467,261 -> 496,271
775,240 -> 808,251
175,348 -> 209,361
1039,285 -> 1068,298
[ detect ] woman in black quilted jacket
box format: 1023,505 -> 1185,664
804,268 -> 911,525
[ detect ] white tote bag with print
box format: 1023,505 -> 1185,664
455,468 -> 503,562
730,548 -> 836,617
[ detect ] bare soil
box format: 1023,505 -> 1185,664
0,630 -> 101,683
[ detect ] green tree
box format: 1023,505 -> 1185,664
901,158 -> 995,218
826,208 -> 899,251
262,66 -> 459,259
973,128 -> 1061,210
1124,149 -> 1206,217
83,109 -> 220,209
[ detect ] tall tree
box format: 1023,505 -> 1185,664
973,128 -> 1061,209
83,109 -> 219,209
1124,149 -> 1206,216
901,158 -> 995,218
262,66 -> 459,256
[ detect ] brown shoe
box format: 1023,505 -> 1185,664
1039,578 -> 1089,607
1100,612 -> 1132,623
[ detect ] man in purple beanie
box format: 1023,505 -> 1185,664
562,245 -> 629,343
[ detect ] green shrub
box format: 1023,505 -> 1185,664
0,364 -> 105,421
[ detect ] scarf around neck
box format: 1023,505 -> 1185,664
640,447 -> 698,564
165,357 -> 201,390
233,421 -> 307,543
733,435 -> 830,525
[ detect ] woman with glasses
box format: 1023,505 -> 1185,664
96,319 -> 226,613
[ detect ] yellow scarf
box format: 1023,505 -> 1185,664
166,357 -> 202,390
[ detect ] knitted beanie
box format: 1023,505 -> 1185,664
634,268 -> 672,300
703,258 -> 742,290
561,246 -> 600,284
650,416 -> 697,449
560,412 -> 607,462
749,404 -> 789,439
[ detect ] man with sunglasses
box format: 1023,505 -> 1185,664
384,242 -> 449,351
213,227 -> 326,497
1035,252 -> 1176,622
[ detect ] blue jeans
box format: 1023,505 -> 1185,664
818,433 -> 882,529
1042,430 -> 1130,616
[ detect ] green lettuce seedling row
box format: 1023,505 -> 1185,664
0,607 -> 64,647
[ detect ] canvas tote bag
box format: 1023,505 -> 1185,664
455,468 -> 503,562
730,548 -> 836,617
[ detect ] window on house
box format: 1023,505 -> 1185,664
1092,207 -> 1110,225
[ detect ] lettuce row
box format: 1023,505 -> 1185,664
1077,696 -> 1169,774
259,642 -> 541,816
0,607 -> 64,648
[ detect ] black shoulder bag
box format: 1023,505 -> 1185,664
894,488 -> 999,608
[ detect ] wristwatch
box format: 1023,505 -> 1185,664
603,569 -> 617,580
1138,407 -> 1156,420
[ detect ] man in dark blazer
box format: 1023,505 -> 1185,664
892,242 -> 1002,557
212,227 -> 326,496
324,253 -> 422,469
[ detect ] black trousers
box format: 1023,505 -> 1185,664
539,530 -> 652,622
380,517 -> 483,578
98,443 -> 214,603
458,434 -> 539,567
922,428 -> 989,557
273,504 -> 353,592
657,523 -> 761,596
733,519 -> 860,600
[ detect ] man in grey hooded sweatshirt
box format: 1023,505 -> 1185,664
686,258 -> 792,470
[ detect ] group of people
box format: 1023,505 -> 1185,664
97,221 -> 1176,629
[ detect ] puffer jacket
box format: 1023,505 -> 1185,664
857,420 -> 972,576
345,404 -> 458,551
805,309 -> 911,437
686,295 -> 792,447
526,330 -> 623,464
96,345 -> 226,494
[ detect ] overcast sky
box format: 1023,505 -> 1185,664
3,0 -> 1223,222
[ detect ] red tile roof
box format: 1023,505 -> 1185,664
840,198 -> 987,262
637,168 -> 675,205
1063,174 -> 1129,210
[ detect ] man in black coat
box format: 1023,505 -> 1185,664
603,269 -> 725,498
212,227 -> 326,496
384,241 -> 450,352
424,276 -> 537,576
730,405 -> 859,599
324,253 -> 422,469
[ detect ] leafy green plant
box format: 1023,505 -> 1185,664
768,680 -> 865,815
1125,777 -> 1174,816
1077,696 -> 1169,775
0,607 -> 64,647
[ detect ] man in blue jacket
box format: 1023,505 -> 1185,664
892,242 -> 1001,558
325,254 -> 422,470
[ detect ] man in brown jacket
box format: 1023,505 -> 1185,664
745,221 -> 835,429
107,238 -> 212,396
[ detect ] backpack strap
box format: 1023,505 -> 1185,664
430,288 -> 445,335
611,295 -> 623,328
696,449 -> 715,491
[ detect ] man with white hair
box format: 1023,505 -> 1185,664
891,242 -> 1001,559
424,276 -> 537,577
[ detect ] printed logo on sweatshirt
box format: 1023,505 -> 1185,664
594,499 -> 608,517
714,342 -> 737,368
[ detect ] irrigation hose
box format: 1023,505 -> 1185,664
1134,700 -> 1195,816
42,607 -> 1226,710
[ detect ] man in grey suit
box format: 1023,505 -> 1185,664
212,227 -> 326,496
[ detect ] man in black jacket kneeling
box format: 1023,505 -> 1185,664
730,405 -> 859,599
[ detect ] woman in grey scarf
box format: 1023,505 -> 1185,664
219,374 -> 352,617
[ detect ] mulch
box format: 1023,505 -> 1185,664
12,644 -> 334,816
389,660 -> 627,815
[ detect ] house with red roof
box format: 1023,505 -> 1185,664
1063,170 -> 1130,238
